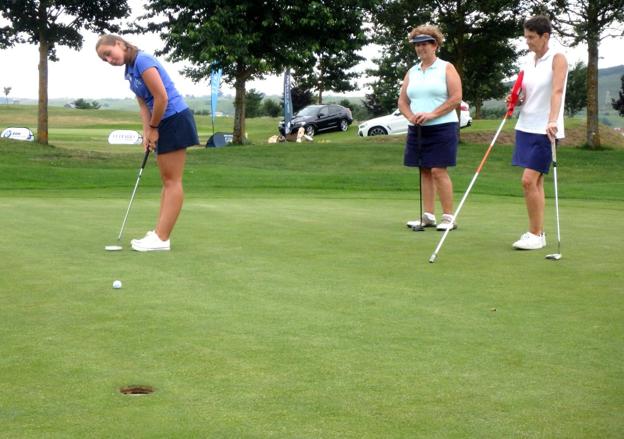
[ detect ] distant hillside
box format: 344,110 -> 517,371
8,65 -> 623,122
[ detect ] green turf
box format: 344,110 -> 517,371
0,107 -> 623,437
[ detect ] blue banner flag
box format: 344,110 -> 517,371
283,68 -> 293,135
210,68 -> 222,133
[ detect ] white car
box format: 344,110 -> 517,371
357,102 -> 472,137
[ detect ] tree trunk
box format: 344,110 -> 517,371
37,30 -> 49,144
453,0 -> 466,141
474,100 -> 482,120
317,60 -> 324,104
233,75 -> 246,144
586,35 -> 600,149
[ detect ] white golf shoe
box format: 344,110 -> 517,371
436,214 -> 457,231
406,212 -> 437,229
131,230 -> 170,252
512,232 -> 546,250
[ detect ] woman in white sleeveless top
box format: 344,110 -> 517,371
398,25 -> 463,232
512,16 -> 568,250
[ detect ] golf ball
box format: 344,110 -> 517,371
113,280 -> 122,289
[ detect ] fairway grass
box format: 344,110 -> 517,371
1,193 -> 623,438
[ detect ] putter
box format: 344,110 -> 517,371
545,138 -> 562,260
429,71 -> 524,263
413,124 -> 425,231
105,149 -> 151,251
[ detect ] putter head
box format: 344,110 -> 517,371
545,253 -> 562,260
105,245 -> 123,251
411,225 -> 425,232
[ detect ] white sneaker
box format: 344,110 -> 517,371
131,230 -> 170,252
406,212 -> 436,229
436,214 -> 457,231
512,232 -> 546,250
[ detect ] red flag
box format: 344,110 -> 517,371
506,70 -> 524,117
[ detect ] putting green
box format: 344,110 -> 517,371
1,194 -> 622,437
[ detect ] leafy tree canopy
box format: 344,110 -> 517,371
0,1 -> 130,59
366,0 -> 524,115
565,61 -> 588,117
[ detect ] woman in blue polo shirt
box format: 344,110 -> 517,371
96,35 -> 199,252
398,25 -> 462,232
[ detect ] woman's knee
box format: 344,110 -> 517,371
431,167 -> 450,182
521,172 -> 541,191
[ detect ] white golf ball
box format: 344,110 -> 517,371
113,280 -> 122,289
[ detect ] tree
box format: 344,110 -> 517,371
262,99 -> 281,118
3,86 -> 10,104
293,5 -> 368,104
460,31 -> 520,118
363,83 -> 398,117
538,0 -> 624,148
366,0 -> 523,116
612,75 -> 624,117
139,0 -> 374,144
290,86 -> 314,113
364,1 -> 430,115
565,61 -> 587,117
72,98 -> 101,110
0,1 -> 130,144
244,89 -> 264,118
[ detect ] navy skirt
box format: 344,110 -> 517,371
404,122 -> 458,168
156,108 -> 200,154
513,130 -> 552,174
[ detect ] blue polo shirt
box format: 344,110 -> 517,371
125,52 -> 187,119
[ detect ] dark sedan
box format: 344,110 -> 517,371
279,104 -> 353,136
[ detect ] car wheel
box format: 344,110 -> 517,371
367,126 -> 388,136
339,119 -> 349,132
305,125 -> 316,136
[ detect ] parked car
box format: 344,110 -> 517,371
279,104 -> 353,136
357,102 -> 472,137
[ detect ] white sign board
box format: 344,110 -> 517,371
1,127 -> 35,142
108,130 -> 143,145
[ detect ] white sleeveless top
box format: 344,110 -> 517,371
515,48 -> 567,139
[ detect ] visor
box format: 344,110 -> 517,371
409,34 -> 436,44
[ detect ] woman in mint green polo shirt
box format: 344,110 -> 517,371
398,25 -> 462,232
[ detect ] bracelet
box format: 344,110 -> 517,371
149,124 -> 159,129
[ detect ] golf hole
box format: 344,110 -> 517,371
119,385 -> 155,395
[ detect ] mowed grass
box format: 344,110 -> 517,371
1,106 -> 623,437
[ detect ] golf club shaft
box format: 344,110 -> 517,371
117,149 -> 150,241
429,115 -> 509,263
418,125 -> 423,223
551,139 -> 561,255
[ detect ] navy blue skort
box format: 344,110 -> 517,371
513,130 -> 552,174
404,122 -> 458,168
156,108 -> 200,155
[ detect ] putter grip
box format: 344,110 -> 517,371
140,149 -> 150,169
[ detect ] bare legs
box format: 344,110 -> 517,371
154,149 -> 186,241
420,167 -> 454,215
521,168 -> 544,235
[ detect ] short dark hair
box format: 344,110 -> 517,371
524,15 -> 552,36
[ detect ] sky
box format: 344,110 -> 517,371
0,3 -> 622,101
